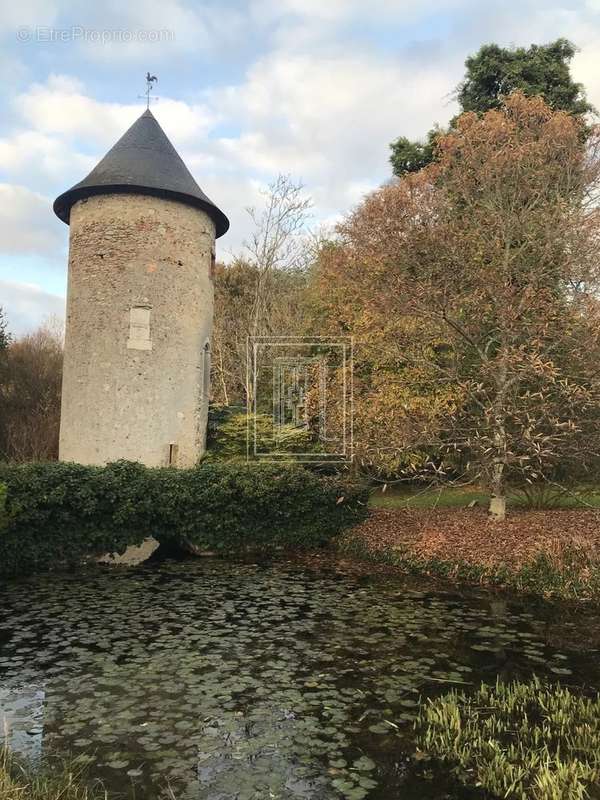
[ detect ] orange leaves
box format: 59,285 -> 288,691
350,506 -> 600,573
313,92 -> 600,486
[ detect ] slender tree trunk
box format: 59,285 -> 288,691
489,355 -> 509,521
246,271 -> 269,411
245,335 -> 255,411
489,459 -> 506,520
213,341 -> 229,406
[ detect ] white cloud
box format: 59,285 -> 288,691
0,48 -> 457,258
59,0 -> 246,63
14,74 -> 219,149
0,280 -> 65,337
14,75 -> 144,146
0,184 -> 64,257
210,48 -> 456,214
0,129 -> 93,185
0,0 -> 59,29
571,31 -> 600,114
4,0 -> 600,284
0,74 -> 221,198
0,0 -> 244,62
251,0 -> 464,27
200,174 -> 269,257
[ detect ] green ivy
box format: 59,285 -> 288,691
0,461 -> 368,577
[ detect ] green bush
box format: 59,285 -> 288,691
155,461 -> 365,552
206,405 -> 320,462
0,461 -> 156,575
416,677 -> 600,800
0,461 -> 368,577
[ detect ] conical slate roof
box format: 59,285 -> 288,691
53,109 -> 229,237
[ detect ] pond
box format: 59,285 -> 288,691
1,557 -> 599,799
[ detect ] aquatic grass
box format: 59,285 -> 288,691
338,534 -> 600,602
416,677 -> 600,800
0,746 -> 107,800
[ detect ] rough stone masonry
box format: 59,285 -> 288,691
53,108 -> 229,467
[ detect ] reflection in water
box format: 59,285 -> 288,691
0,684 -> 45,766
0,559 -> 598,799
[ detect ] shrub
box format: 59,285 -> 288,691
154,461 -> 365,553
0,461 -> 156,575
205,405 -> 319,462
0,461 -> 368,577
416,677 -> 600,800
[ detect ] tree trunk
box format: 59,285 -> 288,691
213,341 -> 229,406
489,492 -> 506,521
488,357 -> 509,522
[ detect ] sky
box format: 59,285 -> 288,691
1,0 -> 600,335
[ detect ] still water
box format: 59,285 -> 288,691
1,558 -> 599,799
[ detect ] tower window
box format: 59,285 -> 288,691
127,305 -> 152,350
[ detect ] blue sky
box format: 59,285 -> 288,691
1,0 -> 599,334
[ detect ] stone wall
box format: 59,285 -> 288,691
59,192 -> 215,467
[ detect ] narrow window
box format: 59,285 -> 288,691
210,248 -> 216,281
127,305 -> 152,350
168,443 -> 178,466
202,341 -> 211,399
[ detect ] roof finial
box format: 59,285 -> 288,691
141,72 -> 158,110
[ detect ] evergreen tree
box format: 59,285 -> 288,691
390,39 -> 593,177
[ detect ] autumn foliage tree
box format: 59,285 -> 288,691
390,38 -> 593,176
0,323 -> 63,462
318,93 -> 600,519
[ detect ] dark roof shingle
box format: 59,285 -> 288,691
53,109 -> 229,238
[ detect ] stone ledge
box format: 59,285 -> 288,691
97,537 -> 160,566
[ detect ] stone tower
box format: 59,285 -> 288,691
53,109 -> 229,467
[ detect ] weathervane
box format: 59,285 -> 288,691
139,72 -> 158,109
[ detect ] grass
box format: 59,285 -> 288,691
0,747 -> 106,800
369,483 -> 600,510
369,484 -> 488,509
338,536 -> 600,603
416,677 -> 600,800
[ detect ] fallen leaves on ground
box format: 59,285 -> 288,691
346,508 -> 600,571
